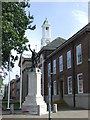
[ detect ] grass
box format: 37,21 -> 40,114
2,100 -> 22,110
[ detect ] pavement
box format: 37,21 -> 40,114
1,106 -> 89,120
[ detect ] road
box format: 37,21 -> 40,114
1,109 -> 89,120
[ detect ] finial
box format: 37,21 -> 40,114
43,18 -> 48,25
45,17 -> 47,20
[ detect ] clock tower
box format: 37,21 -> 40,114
41,18 -> 51,48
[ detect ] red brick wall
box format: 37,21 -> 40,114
88,32 -> 90,93
44,32 -> 89,97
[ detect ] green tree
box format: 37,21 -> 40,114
2,2 -> 36,70
0,79 -> 3,88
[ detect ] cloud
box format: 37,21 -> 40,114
30,0 -> 89,2
72,9 -> 88,26
67,9 -> 88,38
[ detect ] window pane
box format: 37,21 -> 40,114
59,55 -> 63,72
53,59 -> 56,74
67,50 -> 71,69
68,76 -> 72,94
48,63 -> 51,76
53,81 -> 57,95
76,44 -> 82,65
77,73 -> 83,93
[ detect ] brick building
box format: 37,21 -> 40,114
38,23 -> 90,109
10,75 -> 20,100
38,37 -> 66,96
18,19 -> 90,109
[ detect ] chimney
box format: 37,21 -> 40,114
88,1 -> 90,23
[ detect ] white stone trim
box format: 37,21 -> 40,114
64,93 -> 90,109
64,93 -> 90,96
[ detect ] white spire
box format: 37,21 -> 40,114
41,18 -> 51,48
88,1 -> 90,23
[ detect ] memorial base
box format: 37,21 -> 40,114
22,95 -> 47,115
22,68 -> 48,115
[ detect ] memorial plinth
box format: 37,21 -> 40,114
22,68 -> 47,115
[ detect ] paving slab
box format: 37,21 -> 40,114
2,110 -> 89,119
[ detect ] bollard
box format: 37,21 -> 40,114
53,104 -> 57,113
10,104 -> 14,114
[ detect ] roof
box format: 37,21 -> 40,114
38,37 -> 66,54
43,18 -> 50,25
46,37 -> 66,49
46,23 -> 90,60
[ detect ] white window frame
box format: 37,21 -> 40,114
59,55 -> 63,72
48,63 -> 51,76
53,80 -> 57,95
68,76 -> 72,94
76,44 -> 82,65
67,50 -> 71,69
53,59 -> 56,74
77,73 -> 83,94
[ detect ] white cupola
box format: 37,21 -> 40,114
41,18 -> 51,48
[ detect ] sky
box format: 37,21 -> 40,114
3,1 -> 89,84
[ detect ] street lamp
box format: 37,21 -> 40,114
48,72 -> 53,120
48,75 -> 51,120
19,53 -> 22,109
7,55 -> 11,109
